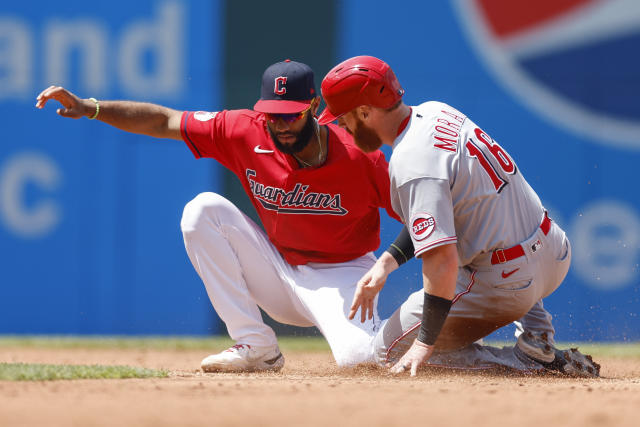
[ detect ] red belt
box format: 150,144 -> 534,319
490,212 -> 551,265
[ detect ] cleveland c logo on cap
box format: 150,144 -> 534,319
274,77 -> 287,95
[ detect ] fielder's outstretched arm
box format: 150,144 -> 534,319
349,226 -> 415,322
35,86 -> 183,141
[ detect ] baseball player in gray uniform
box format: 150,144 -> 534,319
317,55 -> 600,377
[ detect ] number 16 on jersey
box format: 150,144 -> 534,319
465,127 -> 517,193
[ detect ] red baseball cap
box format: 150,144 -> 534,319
317,56 -> 404,124
253,59 -> 317,114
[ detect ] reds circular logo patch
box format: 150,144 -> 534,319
410,214 -> 436,241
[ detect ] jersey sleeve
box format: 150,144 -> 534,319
370,151 -> 402,222
180,109 -> 246,169
393,177 -> 457,257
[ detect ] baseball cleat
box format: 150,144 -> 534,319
201,344 -> 284,373
515,331 -> 601,377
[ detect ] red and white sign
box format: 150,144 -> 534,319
453,0 -> 640,149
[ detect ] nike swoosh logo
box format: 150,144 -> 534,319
254,145 -> 274,154
501,268 -> 520,279
263,353 -> 283,365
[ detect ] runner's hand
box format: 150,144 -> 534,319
390,340 -> 434,377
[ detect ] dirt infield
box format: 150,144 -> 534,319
1,346 -> 639,427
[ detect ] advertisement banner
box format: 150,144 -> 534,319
0,0 -> 223,334
339,0 -> 640,341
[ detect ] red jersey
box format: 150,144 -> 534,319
180,109 -> 399,265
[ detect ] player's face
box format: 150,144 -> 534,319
266,107 -> 315,154
340,111 -> 383,153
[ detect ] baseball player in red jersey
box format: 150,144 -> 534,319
317,56 -> 600,377
36,60 -> 400,372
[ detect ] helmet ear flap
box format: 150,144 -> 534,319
379,68 -> 404,107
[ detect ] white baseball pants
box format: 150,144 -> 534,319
374,217 -> 571,364
180,192 -> 380,366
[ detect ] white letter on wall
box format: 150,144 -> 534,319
45,19 -> 107,94
0,18 -> 32,99
0,152 -> 62,238
119,1 -> 184,97
572,200 -> 640,290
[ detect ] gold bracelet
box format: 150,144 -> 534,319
88,97 -> 100,119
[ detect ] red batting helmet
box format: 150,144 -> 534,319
317,56 -> 404,125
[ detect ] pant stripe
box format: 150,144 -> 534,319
451,269 -> 477,305
384,270 -> 477,363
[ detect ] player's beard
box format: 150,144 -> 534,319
268,114 -> 316,155
350,116 -> 383,153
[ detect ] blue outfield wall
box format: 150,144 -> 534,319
0,1 -> 223,334
340,0 -> 640,341
1,1 -> 638,341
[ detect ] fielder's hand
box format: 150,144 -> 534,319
349,253 -> 398,323
390,339 -> 434,377
35,86 -> 92,119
